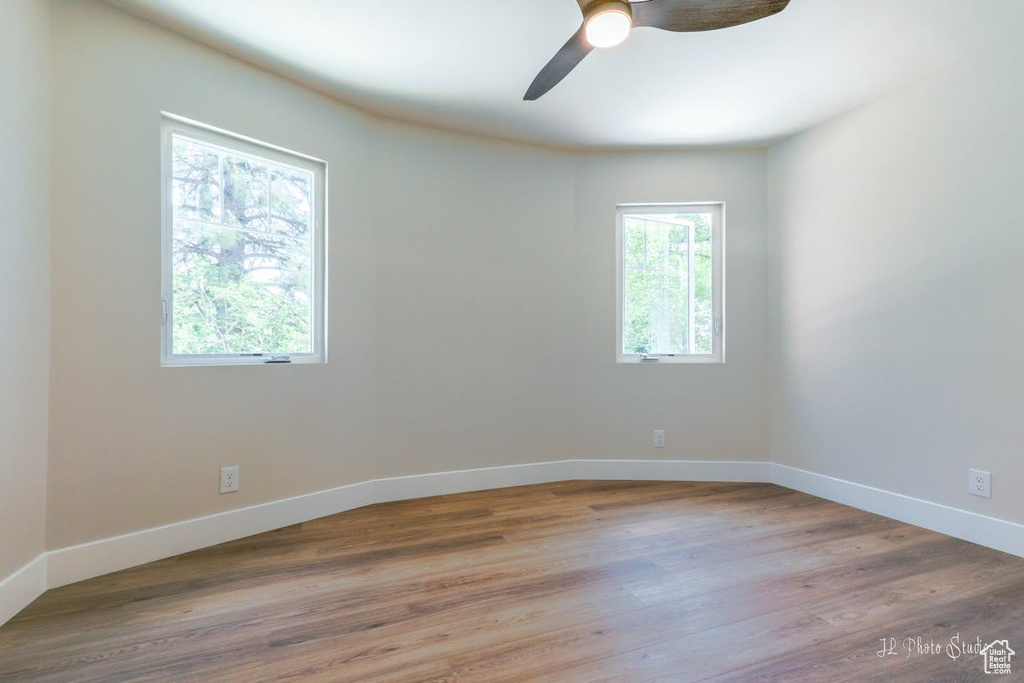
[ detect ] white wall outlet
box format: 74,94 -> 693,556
220,466 -> 239,494
968,469 -> 991,498
653,430 -> 666,448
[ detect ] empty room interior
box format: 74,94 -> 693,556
3,0 -> 1024,680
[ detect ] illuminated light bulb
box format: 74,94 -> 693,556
585,6 -> 632,48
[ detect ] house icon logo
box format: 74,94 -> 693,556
980,640 -> 1014,675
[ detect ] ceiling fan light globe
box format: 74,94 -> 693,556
585,8 -> 632,49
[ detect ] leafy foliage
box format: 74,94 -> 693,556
170,136 -> 314,355
623,212 -> 713,355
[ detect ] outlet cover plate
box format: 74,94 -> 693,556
968,469 -> 991,498
220,466 -> 239,493
654,430 -> 666,448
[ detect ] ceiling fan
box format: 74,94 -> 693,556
524,0 -> 791,100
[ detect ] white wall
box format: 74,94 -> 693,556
371,122 -> 579,478
49,0 -> 378,548
573,152 -> 770,462
0,0 -> 51,581
47,1 -> 772,550
768,38 -> 1024,524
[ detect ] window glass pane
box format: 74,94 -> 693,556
168,132 -> 316,358
270,168 -> 312,239
172,221 -> 313,355
622,211 -> 713,355
223,155 -> 270,231
171,137 -> 220,221
693,216 -> 713,354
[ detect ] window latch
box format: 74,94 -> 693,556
264,354 -> 292,364
161,298 -> 168,325
640,355 -> 661,362
714,317 -> 723,336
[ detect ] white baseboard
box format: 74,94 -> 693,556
6,457 -> 1020,631
45,458 -> 767,590
770,464 -> 1024,558
0,554 -> 47,626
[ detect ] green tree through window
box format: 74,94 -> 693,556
169,134 -> 315,356
622,211 -> 713,356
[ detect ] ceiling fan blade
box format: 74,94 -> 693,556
524,26 -> 593,101
632,0 -> 790,32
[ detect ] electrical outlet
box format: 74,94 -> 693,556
968,469 -> 991,498
220,466 -> 239,493
653,430 -> 666,448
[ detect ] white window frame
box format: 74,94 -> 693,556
160,113 -> 327,367
615,202 -> 725,364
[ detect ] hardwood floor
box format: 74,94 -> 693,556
1,481 -> 1022,682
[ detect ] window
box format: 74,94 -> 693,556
161,115 -> 326,366
616,204 -> 724,363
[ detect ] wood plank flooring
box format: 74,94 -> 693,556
1,481 -> 1022,682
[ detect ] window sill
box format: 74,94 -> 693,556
617,355 -> 724,365
160,355 -> 324,368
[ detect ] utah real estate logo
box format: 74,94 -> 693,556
980,640 -> 1014,676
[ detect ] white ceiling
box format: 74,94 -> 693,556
108,0 -> 1024,149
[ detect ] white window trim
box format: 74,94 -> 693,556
615,202 -> 725,364
160,113 -> 328,367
